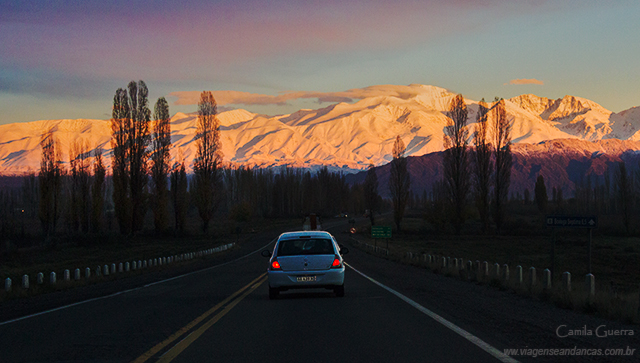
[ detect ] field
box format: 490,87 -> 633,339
351,207 -> 640,323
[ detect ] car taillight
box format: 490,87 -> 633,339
331,256 -> 342,268
271,260 -> 281,270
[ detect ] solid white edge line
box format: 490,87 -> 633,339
0,239 -> 277,327
345,262 -> 520,363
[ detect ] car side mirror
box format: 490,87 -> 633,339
261,250 -> 272,258
339,245 -> 349,255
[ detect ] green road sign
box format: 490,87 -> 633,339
371,226 -> 392,239
546,215 -> 597,228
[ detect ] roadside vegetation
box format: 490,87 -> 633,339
351,207 -> 640,324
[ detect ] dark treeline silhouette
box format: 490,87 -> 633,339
5,82 -> 640,255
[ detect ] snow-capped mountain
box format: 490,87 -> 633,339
0,84 -> 638,175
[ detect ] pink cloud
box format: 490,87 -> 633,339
169,85 -> 429,106
505,79 -> 544,86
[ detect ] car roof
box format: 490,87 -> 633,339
277,231 -> 333,241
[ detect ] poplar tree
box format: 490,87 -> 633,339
443,94 -> 470,234
109,80 -> 151,234
151,97 -> 171,233
170,159 -> 188,234
534,175 -> 548,213
492,98 -> 512,234
91,148 -> 105,233
615,161 -> 632,234
193,91 -> 222,233
111,87 -> 131,234
363,163 -> 379,226
473,98 -> 492,233
127,81 -> 151,233
38,129 -> 63,238
389,136 -> 410,232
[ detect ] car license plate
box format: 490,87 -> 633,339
297,276 -> 316,282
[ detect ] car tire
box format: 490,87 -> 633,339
334,284 -> 345,297
269,286 -> 279,300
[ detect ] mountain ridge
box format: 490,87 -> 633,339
0,84 -> 639,175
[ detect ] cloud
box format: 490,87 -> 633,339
169,85 -> 429,106
505,79 -> 544,86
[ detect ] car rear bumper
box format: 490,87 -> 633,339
267,267 -> 345,289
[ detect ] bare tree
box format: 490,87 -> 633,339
127,81 -> 151,233
170,158 -> 188,235
109,80 -> 151,234
492,98 -> 512,234
38,129 -> 63,239
615,161 -> 632,234
389,136 -> 410,232
110,87 -> 131,234
68,139 -> 91,233
91,148 -> 105,233
473,98 -> 492,233
534,175 -> 547,213
151,97 -> 171,233
363,163 -> 379,226
193,91 -> 222,233
443,94 -> 470,234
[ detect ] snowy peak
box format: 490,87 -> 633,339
0,84 -> 639,175
508,94 -> 555,117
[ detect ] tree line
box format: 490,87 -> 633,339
3,86 -> 640,247
1,81 -> 375,245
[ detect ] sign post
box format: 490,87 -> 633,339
371,226 -> 392,250
546,216 -> 598,275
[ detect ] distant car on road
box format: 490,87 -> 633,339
261,231 -> 349,299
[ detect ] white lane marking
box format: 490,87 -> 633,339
346,262 -> 519,363
0,239 -> 276,327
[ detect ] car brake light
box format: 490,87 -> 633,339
331,257 -> 342,268
271,260 -> 281,270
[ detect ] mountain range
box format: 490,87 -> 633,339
1,84 -> 639,193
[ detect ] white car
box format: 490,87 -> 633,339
261,231 -> 349,299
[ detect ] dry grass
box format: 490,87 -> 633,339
352,213 -> 640,324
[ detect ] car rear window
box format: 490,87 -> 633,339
277,238 -> 335,256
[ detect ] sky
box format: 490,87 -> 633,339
1,0 -> 639,125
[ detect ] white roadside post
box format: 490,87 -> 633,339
85,267 -> 91,279
74,268 -> 81,281
543,269 -> 551,290
516,265 -> 523,287
4,278 -> 11,292
125,262 -> 130,272
22,274 -> 29,289
50,272 -> 57,284
502,264 -> 510,283
37,272 -> 44,285
494,263 -> 500,280
562,272 -> 571,292
110,264 -> 116,274
482,261 -> 489,280
104,265 -> 109,276
585,273 -> 595,298
118,263 -> 123,273
64,269 -> 70,282
529,267 -> 536,289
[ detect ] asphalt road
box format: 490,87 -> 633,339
1,220 -> 637,362
0,222 -> 507,363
